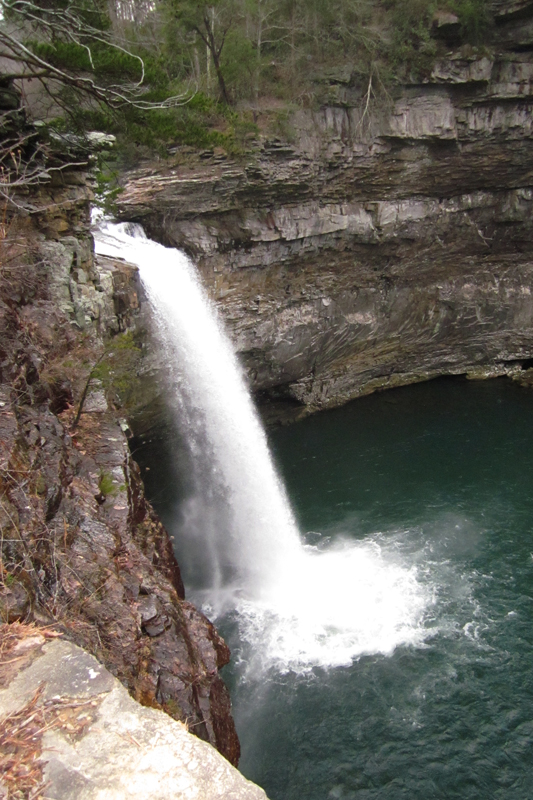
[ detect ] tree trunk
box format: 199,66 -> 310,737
204,9 -> 231,105
211,46 -> 231,105
255,11 -> 262,101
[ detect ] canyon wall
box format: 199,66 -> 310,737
117,0 -> 533,418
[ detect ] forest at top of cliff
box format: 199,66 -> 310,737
0,0 -> 503,162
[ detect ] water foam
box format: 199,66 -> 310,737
94,221 -> 433,672
233,537 -> 432,675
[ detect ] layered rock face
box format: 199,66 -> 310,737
0,128 -> 240,764
117,0 -> 533,415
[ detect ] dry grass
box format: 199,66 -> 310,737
0,624 -> 56,798
0,687 -> 101,800
0,684 -> 48,800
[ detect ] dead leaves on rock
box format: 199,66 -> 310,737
0,622 -> 102,800
0,687 -> 101,800
0,684 -> 47,800
0,623 -> 60,689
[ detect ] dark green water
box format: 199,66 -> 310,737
136,377 -> 533,799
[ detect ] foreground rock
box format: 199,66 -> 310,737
117,1 -> 533,418
0,629 -> 267,800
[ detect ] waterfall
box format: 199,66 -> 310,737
94,221 -> 433,674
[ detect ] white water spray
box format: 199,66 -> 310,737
94,221 -> 433,673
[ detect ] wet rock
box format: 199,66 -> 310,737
512,366 -> 533,387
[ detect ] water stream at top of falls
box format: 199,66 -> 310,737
94,221 -> 434,673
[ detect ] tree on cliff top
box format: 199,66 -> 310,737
0,0 -> 498,179
163,0 -> 237,105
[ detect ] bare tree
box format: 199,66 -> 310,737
166,1 -> 236,105
0,0 -> 193,109
107,0 -> 157,31
0,1 -> 196,207
242,0 -> 285,100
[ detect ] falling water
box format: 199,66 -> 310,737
94,221 -> 434,673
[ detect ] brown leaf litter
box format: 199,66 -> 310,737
0,622 -> 101,800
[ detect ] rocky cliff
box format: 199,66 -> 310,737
0,103 -> 240,766
117,0 -> 533,419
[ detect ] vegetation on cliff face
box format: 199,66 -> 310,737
137,0 -> 494,105
1,0 -> 495,167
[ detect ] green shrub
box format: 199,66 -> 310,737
98,471 -> 117,498
449,0 -> 493,42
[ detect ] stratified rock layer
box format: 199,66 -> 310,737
117,1 -> 533,416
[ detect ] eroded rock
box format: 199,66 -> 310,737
0,156 -> 240,767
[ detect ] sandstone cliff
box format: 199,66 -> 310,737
0,100 -> 240,766
117,0 -> 533,419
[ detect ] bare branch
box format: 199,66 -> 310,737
0,0 -> 194,109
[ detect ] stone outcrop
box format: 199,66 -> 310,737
0,117 -> 240,767
0,629 -> 267,799
117,0 -> 533,418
